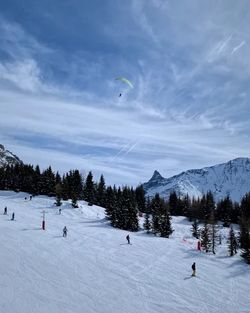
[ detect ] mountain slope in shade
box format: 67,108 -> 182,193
0,144 -> 22,167
143,158 -> 250,202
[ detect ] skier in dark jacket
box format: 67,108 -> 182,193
191,262 -> 196,276
126,234 -> 130,244
63,226 -> 68,237
4,207 -> 7,215
11,212 -> 15,220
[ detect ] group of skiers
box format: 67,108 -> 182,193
126,234 -> 196,276
24,195 -> 33,201
3,207 -> 15,220
3,204 -> 66,236
3,197 -> 197,274
2,204 -> 197,276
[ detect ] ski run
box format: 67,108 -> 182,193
0,190 -> 249,313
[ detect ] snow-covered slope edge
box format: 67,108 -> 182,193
143,158 -> 250,202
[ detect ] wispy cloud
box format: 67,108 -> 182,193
0,2 -> 250,186
231,41 -> 246,54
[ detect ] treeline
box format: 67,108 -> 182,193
0,163 -> 249,262
165,190 -> 249,264
0,163 -> 143,231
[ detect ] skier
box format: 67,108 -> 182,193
4,207 -> 7,215
59,208 -> 62,215
191,262 -> 196,277
197,240 -> 201,251
11,212 -> 15,221
63,226 -> 68,237
126,234 -> 130,245
30,195 -> 32,200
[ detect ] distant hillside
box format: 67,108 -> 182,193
142,158 -> 250,202
0,144 -> 22,167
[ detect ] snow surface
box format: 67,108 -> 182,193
0,191 -> 249,313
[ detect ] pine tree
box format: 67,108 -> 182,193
228,226 -> 237,256
97,174 -> 106,207
83,171 -> 95,204
201,191 -> 215,220
182,194 -> 191,217
145,196 -> 151,213
201,221 -> 211,253
151,194 -> 173,237
120,187 -> 138,231
110,186 -> 121,228
217,195 -> 233,227
71,170 -> 83,199
239,215 -> 250,264
71,193 -> 78,208
55,183 -> 62,206
135,185 -> 146,213
241,192 -> 250,219
209,210 -> 219,254
104,186 -> 114,220
159,205 -> 174,238
40,166 -> 56,196
143,213 -> 151,233
61,174 -> 70,200
151,194 -> 163,235
169,191 -> 178,216
188,197 -> 200,221
55,172 -> 62,185
191,219 -> 200,239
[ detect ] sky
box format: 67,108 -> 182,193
0,0 -> 250,186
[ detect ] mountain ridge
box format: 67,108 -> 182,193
0,144 -> 22,167
143,157 -> 250,202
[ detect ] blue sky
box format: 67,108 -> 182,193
0,0 -> 250,186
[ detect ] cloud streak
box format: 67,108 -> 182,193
0,2 -> 250,186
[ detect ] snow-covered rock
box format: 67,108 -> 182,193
0,144 -> 22,167
143,158 -> 250,202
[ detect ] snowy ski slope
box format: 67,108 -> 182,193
0,191 -> 249,313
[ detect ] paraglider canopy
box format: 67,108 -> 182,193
115,77 -> 134,89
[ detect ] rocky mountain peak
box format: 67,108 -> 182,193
0,145 -> 22,167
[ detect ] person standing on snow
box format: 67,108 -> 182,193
126,234 -> 130,244
4,207 -> 7,215
11,212 -> 15,220
191,262 -> 196,276
63,226 -> 68,237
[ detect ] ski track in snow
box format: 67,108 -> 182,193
0,191 -> 250,313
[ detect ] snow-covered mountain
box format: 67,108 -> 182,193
143,158 -> 250,202
0,144 -> 22,167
